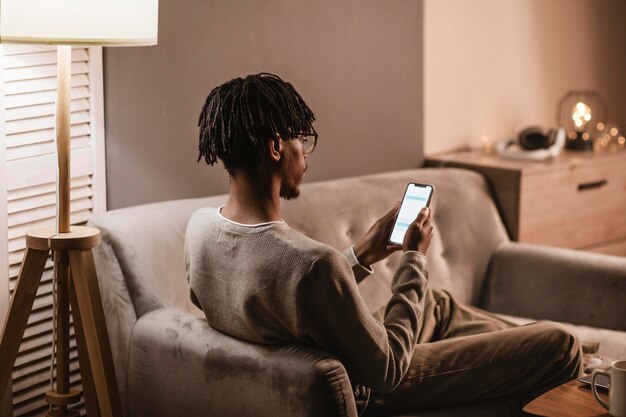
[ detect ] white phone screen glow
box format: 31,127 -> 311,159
390,184 -> 432,245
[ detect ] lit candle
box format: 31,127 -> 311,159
571,102 -> 592,132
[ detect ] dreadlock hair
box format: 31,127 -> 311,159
197,73 -> 317,175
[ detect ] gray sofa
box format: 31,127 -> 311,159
89,168 -> 626,417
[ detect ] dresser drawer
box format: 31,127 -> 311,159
519,160 -> 626,248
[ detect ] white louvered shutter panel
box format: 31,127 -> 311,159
0,44 -> 106,417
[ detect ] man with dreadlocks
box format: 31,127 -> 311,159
185,73 -> 581,416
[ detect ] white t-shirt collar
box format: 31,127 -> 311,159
216,205 -> 285,228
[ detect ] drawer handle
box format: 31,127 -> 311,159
577,180 -> 608,191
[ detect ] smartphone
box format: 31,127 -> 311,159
578,373 -> 610,392
388,183 -> 435,245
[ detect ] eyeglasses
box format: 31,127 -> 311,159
293,133 -> 318,155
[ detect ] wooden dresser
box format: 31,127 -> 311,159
425,149 -> 626,256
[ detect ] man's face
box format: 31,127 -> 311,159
279,137 -> 308,200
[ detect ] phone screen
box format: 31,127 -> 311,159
389,183 -> 434,245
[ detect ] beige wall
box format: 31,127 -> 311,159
424,0 -> 626,155
104,0 -> 423,209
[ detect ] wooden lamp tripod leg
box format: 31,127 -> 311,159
68,264 -> 101,417
45,252 -> 81,417
0,248 -> 50,406
69,249 -> 122,417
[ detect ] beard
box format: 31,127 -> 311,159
279,183 -> 300,200
279,161 -> 306,200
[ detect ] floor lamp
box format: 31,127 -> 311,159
0,1 -> 158,416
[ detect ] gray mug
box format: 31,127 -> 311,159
592,360 -> 626,417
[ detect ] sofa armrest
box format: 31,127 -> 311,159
125,308 -> 357,417
483,242 -> 626,331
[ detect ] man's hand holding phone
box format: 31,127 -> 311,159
353,202 -> 434,268
353,202 -> 403,267
401,206 -> 433,255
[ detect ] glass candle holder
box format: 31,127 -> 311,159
557,90 -> 606,151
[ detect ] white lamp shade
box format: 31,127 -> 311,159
0,0 -> 158,46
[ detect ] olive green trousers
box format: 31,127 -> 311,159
362,287 -> 582,416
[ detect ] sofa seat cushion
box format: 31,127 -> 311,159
496,314 -> 626,360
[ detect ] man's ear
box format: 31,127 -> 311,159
266,135 -> 282,162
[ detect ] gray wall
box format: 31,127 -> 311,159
104,0 -> 424,209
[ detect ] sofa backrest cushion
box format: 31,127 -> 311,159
90,168 -> 508,318
89,194 -> 227,317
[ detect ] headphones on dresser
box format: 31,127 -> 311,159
495,126 -> 565,161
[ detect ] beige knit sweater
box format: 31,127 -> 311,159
184,207 -> 429,394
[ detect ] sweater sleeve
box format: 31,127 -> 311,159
296,249 -> 428,394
